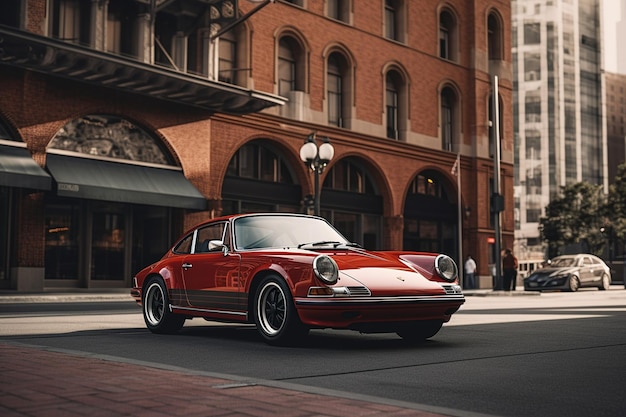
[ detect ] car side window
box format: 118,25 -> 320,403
173,234 -> 193,254
195,223 -> 226,253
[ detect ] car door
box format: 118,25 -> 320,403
578,256 -> 594,285
588,257 -> 605,284
181,222 -> 242,313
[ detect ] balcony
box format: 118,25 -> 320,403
0,26 -> 285,114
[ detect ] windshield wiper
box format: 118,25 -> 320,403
297,240 -> 342,249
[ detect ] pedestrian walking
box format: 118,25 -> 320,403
464,255 -> 477,289
502,248 -> 518,291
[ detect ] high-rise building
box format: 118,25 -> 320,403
512,0 -> 606,260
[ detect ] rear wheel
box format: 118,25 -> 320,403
599,273 -> 611,290
568,275 -> 580,292
396,321 -> 443,342
143,277 -> 185,334
253,275 -> 308,345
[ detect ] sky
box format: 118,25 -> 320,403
603,0 -> 626,74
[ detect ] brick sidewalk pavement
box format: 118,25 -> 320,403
0,343 -> 452,417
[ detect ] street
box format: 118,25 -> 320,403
1,288 -> 625,417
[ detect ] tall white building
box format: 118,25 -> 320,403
512,0 -> 607,260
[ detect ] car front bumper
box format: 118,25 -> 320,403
294,294 -> 465,329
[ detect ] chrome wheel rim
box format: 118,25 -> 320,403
569,276 -> 579,292
145,282 -> 165,326
257,282 -> 286,336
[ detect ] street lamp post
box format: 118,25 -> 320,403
299,133 -> 334,216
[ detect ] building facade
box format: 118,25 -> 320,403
512,0 -> 606,261
605,72 -> 626,182
0,0 -> 513,292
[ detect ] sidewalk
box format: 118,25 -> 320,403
0,342 -> 473,417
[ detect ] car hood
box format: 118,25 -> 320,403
529,266 -> 577,278
327,250 -> 454,295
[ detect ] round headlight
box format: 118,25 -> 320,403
435,254 -> 458,282
313,255 -> 338,284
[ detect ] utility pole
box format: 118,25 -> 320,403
492,76 -> 504,290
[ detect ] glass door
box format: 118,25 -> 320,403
90,208 -> 127,281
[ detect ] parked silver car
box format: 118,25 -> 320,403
523,254 -> 611,292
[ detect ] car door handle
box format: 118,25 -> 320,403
182,263 -> 193,269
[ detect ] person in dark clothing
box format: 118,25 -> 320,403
502,249 -> 518,291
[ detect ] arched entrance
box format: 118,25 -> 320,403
321,157 -> 384,250
403,170 -> 457,257
221,139 -> 302,214
43,114 -> 205,288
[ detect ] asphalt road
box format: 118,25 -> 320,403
1,288 -> 625,417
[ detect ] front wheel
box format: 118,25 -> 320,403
599,273 -> 611,290
396,321 -> 443,342
253,275 -> 308,346
568,275 -> 580,292
143,276 -> 185,334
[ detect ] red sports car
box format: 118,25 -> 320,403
131,213 -> 465,345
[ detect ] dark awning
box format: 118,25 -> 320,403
0,145 -> 52,190
0,26 -> 286,114
46,153 -> 206,210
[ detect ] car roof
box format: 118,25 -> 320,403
187,212 -> 325,230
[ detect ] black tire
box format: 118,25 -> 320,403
253,275 -> 308,346
568,275 -> 580,292
599,273 -> 611,290
396,321 -> 443,342
143,276 -> 185,334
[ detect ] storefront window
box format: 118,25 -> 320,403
0,187 -> 9,281
45,204 -> 81,279
91,212 -> 125,280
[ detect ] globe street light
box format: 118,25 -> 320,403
300,133 -> 334,216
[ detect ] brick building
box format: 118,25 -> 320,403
0,0 -> 513,291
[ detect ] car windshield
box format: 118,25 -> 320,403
550,257 -> 576,267
233,215 -> 349,250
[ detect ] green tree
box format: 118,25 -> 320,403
539,182 -> 607,258
607,163 -> 626,245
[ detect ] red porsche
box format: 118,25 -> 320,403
131,213 -> 465,345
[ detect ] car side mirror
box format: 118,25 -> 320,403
209,240 -> 225,251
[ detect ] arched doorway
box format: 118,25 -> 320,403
44,114 -> 204,287
221,140 -> 302,214
403,170 -> 457,257
321,157 -> 384,249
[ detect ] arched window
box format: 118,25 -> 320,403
327,52 -> 349,128
323,159 -> 377,194
223,140 -> 301,214
441,86 -> 458,152
386,70 -> 406,140
322,158 -> 383,249
278,38 -> 296,95
439,9 -> 457,61
404,171 -> 456,255
48,114 -> 174,166
488,12 -> 503,61
226,141 -> 294,184
278,35 -> 305,95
